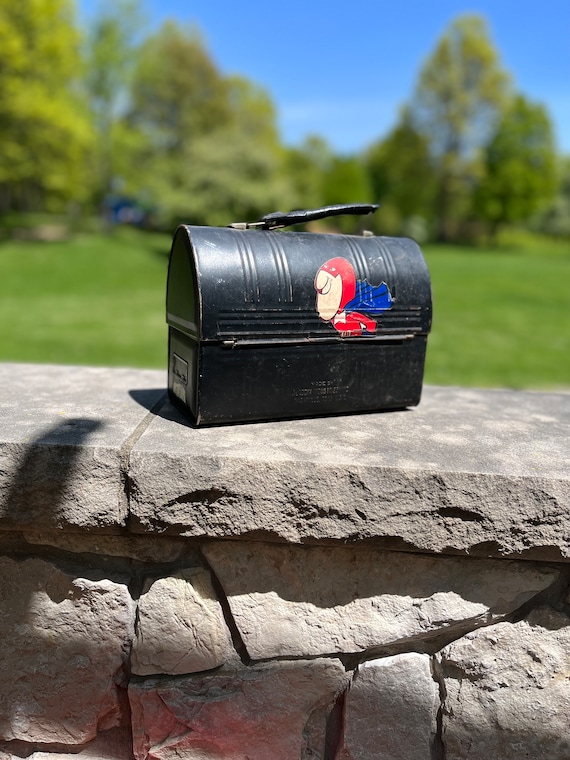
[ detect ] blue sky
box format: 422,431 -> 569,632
80,0 -> 570,154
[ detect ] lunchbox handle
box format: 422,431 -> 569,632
229,203 -> 379,230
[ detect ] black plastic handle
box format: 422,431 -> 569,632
258,203 -> 379,230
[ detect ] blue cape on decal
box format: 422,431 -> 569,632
344,280 -> 393,313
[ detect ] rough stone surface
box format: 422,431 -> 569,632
131,568 -> 235,676
1,364 -> 569,758
129,659 -> 351,759
439,606 -> 570,760
0,557 -> 134,744
203,541 -> 558,659
0,727 -> 133,760
22,530 -> 187,563
0,363 -> 164,532
1,364 -> 569,560
338,653 -> 438,760
128,385 -> 570,559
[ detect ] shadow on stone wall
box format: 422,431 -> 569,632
0,418 -> 129,750
0,418 -> 104,527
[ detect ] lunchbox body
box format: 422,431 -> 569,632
166,224 -> 432,426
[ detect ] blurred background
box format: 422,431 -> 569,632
0,0 -> 568,389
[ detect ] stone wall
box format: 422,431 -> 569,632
0,364 -> 569,760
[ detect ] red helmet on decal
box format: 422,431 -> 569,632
314,257 -> 356,310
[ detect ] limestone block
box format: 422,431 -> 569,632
0,557 -> 134,745
23,530 -> 186,563
0,363 -> 165,532
0,727 -> 133,760
129,659 -> 350,759
337,653 -> 438,760
128,386 -> 570,560
131,569 -> 235,676
440,606 -> 570,760
0,440 -> 121,530
202,541 -> 557,659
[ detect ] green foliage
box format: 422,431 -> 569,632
475,94 -> 558,236
321,156 -> 372,206
0,3 -> 566,246
144,126 -> 293,228
284,136 -> 334,211
366,111 -> 435,237
409,15 -> 511,240
125,21 -> 292,227
177,76 -> 294,227
284,139 -> 376,232
320,155 -> 373,232
531,156 -> 570,238
367,14 -> 562,244
84,0 -> 143,203
0,0 -> 93,212
129,21 -> 229,146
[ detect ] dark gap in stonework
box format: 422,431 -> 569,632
324,686 -> 347,760
430,656 -> 447,760
200,551 -> 251,666
437,506 -> 485,522
164,489 -> 228,508
509,564 -> 570,624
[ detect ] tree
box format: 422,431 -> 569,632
283,135 -> 333,211
475,94 -> 558,237
84,0 -> 143,204
123,20 -> 232,223
366,110 -> 435,236
186,76 -> 294,225
128,21 -> 230,153
320,155 -> 374,233
0,0 -> 93,213
409,15 -> 511,240
532,156 -> 570,238
125,21 -> 292,228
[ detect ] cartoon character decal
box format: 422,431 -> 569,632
314,257 -> 393,336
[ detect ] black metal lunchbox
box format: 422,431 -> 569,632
166,204 -> 432,425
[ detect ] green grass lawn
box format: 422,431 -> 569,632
0,226 -> 568,390
0,227 -> 171,369
424,234 -> 570,389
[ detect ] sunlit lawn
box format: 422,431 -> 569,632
0,227 -> 171,369
0,226 -> 568,390
424,234 -> 570,389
